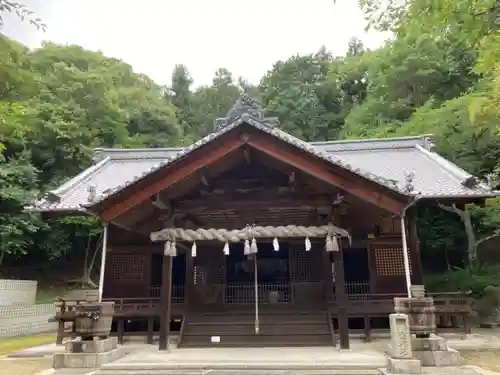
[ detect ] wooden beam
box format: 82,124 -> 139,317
98,138 -> 244,222
174,193 -> 335,212
246,135 -> 406,213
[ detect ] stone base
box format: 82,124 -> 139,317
412,334 -> 448,352
385,357 -> 421,374
412,348 -> 460,367
66,337 -> 117,353
54,337 -> 125,369
53,346 -> 127,369
410,335 -> 460,367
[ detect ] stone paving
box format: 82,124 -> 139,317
9,328 -> 500,375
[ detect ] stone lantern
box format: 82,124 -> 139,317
394,285 -> 436,338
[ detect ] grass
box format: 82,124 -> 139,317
35,287 -> 65,304
0,334 -> 55,356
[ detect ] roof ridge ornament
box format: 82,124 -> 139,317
214,93 -> 279,132
403,172 -> 415,194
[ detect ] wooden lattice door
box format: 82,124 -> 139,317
104,251 -> 149,298
289,244 -> 323,307
192,246 -> 226,308
371,244 -> 411,294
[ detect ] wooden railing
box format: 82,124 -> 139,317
224,282 -> 292,304
51,284 -> 473,345
345,281 -> 371,299
149,285 -> 185,303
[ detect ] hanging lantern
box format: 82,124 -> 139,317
164,241 -> 171,256
305,236 -> 312,251
244,239 -> 250,255
171,239 -> 177,257
326,234 -> 340,252
325,234 -> 334,252
223,241 -> 230,256
332,235 -> 339,252
191,241 -> 197,257
250,237 -> 258,254
273,237 -> 280,252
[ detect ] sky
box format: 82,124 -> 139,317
2,0 -> 391,87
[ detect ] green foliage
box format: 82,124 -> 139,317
0,0 -> 45,30
425,265 -> 500,299
259,48 -> 345,141
0,154 -> 39,265
341,35 -> 478,138
0,0 -> 499,283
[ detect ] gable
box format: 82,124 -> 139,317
89,122 -> 409,222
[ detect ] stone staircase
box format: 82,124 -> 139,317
180,310 -> 333,347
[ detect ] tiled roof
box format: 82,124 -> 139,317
30,106 -> 497,214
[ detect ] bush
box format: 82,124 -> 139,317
424,264 -> 500,299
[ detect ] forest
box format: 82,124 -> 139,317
0,0 -> 499,293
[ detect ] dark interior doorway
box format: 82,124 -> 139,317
226,242 -> 290,283
150,253 -> 186,289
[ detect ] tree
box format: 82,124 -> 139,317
341,34 -> 478,138
0,0 -> 45,30
259,48 -> 345,141
346,37 -> 365,57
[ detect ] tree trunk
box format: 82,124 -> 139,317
0,249 -> 5,268
462,206 -> 478,272
444,247 -> 452,272
438,203 -> 478,272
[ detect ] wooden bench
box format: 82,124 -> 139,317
432,292 -> 473,335
334,292 -> 473,342
51,289 -> 99,344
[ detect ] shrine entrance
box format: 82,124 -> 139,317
225,241 -> 291,305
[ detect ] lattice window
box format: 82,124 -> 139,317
374,246 -> 412,276
110,254 -> 145,281
194,247 -> 225,284
290,246 -> 314,282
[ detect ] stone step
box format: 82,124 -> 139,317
95,366 -> 382,375
95,370 -> 381,375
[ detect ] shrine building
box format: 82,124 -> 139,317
31,95 -> 498,350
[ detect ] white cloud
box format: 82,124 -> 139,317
3,0 -> 391,87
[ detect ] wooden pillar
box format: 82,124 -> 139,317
333,238 -> 349,349
407,208 -> 423,285
185,247 -> 194,308
159,255 -> 173,351
322,248 -> 333,305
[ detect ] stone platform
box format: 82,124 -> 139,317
53,337 -> 128,369
94,346 -> 387,375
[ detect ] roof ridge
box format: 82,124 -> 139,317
310,134 -> 433,145
415,145 -> 491,192
50,157 -> 112,198
93,134 -> 435,160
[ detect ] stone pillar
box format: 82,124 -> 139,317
385,313 -> 422,374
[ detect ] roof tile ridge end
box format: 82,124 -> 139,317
49,156 -> 112,198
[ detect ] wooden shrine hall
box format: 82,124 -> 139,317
32,94 -> 498,349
